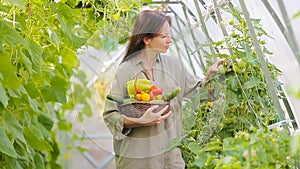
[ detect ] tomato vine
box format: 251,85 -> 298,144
168,6 -> 299,168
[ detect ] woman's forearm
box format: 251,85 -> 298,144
124,117 -> 143,128
123,105 -> 171,128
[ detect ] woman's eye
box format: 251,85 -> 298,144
161,34 -> 169,38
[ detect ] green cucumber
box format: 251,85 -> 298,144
106,94 -> 126,104
163,87 -> 181,101
150,100 -> 165,103
123,98 -> 135,103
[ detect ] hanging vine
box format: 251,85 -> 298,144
0,0 -> 142,168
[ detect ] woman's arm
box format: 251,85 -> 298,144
204,59 -> 225,83
124,105 -> 172,128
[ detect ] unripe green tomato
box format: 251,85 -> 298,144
229,19 -> 234,25
218,64 -> 227,74
242,132 -> 250,141
249,125 -> 257,132
257,32 -> 263,36
233,65 -> 243,74
241,20 -> 247,27
259,90 -> 265,97
230,32 -> 237,38
237,59 -> 247,68
218,123 -> 224,129
260,41 -> 266,45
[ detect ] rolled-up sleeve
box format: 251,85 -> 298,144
103,74 -> 131,140
181,64 -> 203,99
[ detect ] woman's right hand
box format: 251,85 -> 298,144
124,105 -> 172,128
204,59 -> 225,82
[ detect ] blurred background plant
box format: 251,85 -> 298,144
0,0 -> 142,168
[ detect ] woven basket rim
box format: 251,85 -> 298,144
118,101 -> 170,118
119,101 -> 169,106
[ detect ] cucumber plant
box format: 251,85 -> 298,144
0,0 -> 142,168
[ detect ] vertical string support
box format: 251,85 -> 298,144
238,0 -> 286,123
261,0 -> 300,64
194,0 -> 216,55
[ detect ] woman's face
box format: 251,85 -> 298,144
146,22 -> 172,53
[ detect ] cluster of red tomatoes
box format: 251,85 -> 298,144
135,85 -> 163,102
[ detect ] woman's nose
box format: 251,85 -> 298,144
167,37 -> 172,43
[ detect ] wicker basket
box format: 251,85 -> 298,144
118,101 -> 170,118
118,70 -> 169,118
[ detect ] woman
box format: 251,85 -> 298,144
103,10 -> 222,169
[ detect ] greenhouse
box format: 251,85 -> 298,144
0,0 -> 300,168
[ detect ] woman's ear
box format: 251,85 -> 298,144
143,37 -> 151,45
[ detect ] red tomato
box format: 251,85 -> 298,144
152,88 -> 162,96
150,92 -> 155,101
136,89 -> 141,94
150,85 -> 158,91
150,85 -> 163,96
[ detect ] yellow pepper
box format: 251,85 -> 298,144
126,79 -> 152,96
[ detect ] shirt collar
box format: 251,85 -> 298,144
131,54 -> 161,66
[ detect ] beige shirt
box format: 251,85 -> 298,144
103,54 -> 201,169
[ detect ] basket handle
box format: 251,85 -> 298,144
133,70 -> 151,94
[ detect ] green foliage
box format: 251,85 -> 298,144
175,128 -> 300,169
293,10 -> 300,19
0,0 -> 142,168
168,6 -> 300,169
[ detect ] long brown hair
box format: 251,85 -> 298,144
121,10 -> 171,63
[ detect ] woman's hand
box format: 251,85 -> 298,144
124,105 -> 172,128
204,59 -> 225,82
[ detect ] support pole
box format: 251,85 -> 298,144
238,0 -> 286,122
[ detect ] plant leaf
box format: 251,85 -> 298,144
166,135 -> 185,151
57,15 -> 86,48
0,52 -> 20,89
51,76 -> 67,103
4,0 -> 25,9
24,128 -> 53,151
48,28 -> 60,48
0,19 -> 27,46
38,114 -> 54,132
57,119 -> 72,131
41,86 -> 57,102
243,77 -> 260,89
34,152 -> 46,169
82,103 -> 93,117
3,111 -> 26,143
20,50 -> 34,73
188,142 -> 202,154
27,95 -> 40,113
5,157 -> 23,169
61,47 -> 80,68
0,127 -> 17,158
27,40 -> 43,68
0,83 -> 8,107
293,11 -> 300,19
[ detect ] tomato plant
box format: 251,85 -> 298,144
168,6 -> 299,169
